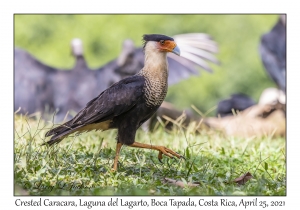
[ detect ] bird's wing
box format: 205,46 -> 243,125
70,75 -> 145,126
44,75 -> 145,141
259,42 -> 286,92
259,19 -> 286,92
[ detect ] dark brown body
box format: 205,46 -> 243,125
44,75 -> 159,146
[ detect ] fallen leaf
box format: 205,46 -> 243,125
163,177 -> 200,188
234,172 -> 253,185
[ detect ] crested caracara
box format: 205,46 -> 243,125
43,34 -> 184,171
216,93 -> 256,117
109,33 -> 219,85
14,38 -> 91,121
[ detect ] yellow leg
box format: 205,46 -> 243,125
112,143 -> 123,171
129,142 -> 184,162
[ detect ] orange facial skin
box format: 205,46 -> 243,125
158,40 -> 177,52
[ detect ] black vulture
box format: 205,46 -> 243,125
50,39 -> 98,122
259,14 -> 286,93
14,47 -> 56,117
51,38 -> 124,121
14,39 -> 100,122
44,34 -> 184,171
216,93 -> 256,117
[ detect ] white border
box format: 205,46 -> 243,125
2,0 -> 299,209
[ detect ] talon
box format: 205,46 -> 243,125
158,151 -> 163,163
158,151 -> 163,159
128,142 -> 183,164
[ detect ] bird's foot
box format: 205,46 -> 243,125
128,142 -> 185,163
157,146 -> 185,163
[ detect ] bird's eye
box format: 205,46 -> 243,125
160,40 -> 165,45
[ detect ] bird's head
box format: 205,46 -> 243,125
143,34 -> 180,56
71,38 -> 84,57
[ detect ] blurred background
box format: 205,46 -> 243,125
14,14 -> 278,115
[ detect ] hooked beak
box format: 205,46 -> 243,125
159,40 -> 181,56
172,45 -> 180,56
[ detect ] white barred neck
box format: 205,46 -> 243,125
138,41 -> 169,79
137,41 -> 169,107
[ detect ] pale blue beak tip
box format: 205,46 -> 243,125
172,45 -> 180,56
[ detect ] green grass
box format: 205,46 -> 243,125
14,114 -> 286,196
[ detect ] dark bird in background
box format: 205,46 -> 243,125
14,39 -> 121,122
216,93 -> 256,117
15,33 -> 219,123
14,47 -> 56,116
259,14 -> 286,93
51,39 -> 103,122
43,34 -> 184,171
14,38 -> 91,120
214,15 -> 286,119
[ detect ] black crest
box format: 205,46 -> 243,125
142,34 -> 174,48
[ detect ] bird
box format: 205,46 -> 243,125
216,93 -> 256,117
259,15 -> 286,93
43,34 -> 184,171
14,39 -> 102,122
14,39 -> 90,119
50,38 -> 99,122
